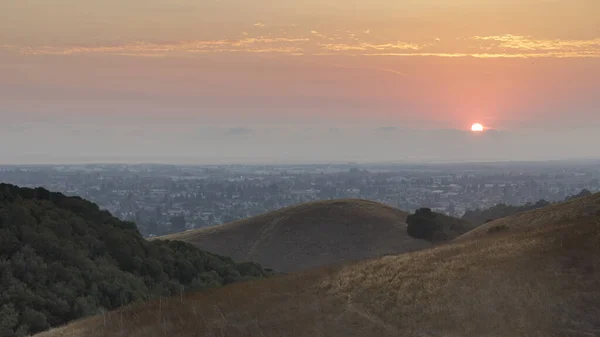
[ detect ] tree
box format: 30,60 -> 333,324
21,308 -> 49,333
565,189 -> 592,201
0,304 -> 19,337
406,208 -> 438,241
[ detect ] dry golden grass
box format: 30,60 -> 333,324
153,199 -> 431,272
456,192 -> 600,241
38,211 -> 600,337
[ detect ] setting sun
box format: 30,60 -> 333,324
471,123 -> 484,132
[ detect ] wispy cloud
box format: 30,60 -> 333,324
473,34 -> 600,52
4,32 -> 599,58
320,42 -> 426,52
310,31 -> 328,39
9,37 -> 310,57
330,63 -> 408,77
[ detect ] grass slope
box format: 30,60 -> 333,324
38,202 -> 600,337
456,192 -> 600,241
154,199 -> 432,272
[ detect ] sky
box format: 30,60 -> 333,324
1,0 -> 599,164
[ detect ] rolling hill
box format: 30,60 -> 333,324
37,195 -> 600,337
154,199 -> 432,272
456,191 -> 600,241
461,189 -> 593,226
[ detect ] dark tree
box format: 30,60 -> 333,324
406,208 -> 438,241
565,189 -> 592,201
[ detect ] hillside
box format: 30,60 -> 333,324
462,189 -> 593,226
155,199 -> 432,272
456,191 -> 600,241
37,197 -> 600,337
0,184 -> 268,337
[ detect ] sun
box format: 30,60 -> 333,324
471,123 -> 484,132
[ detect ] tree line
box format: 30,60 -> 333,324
0,184 -> 271,337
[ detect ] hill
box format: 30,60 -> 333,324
0,184 -> 268,337
456,191 -> 600,241
462,189 -> 593,226
37,197 -> 600,337
154,199 -> 432,272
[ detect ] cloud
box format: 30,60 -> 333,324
361,52 -> 600,58
4,32 -> 599,59
319,42 -> 426,52
125,4 -> 198,13
254,22 -> 268,28
328,63 -> 408,77
8,37 -> 310,57
473,34 -> 600,52
310,31 -> 328,39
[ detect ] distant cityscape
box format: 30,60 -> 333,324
1,160 -> 599,237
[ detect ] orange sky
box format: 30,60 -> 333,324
1,0 -> 599,162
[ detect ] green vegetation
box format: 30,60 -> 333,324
406,208 -> 475,242
462,189 -> 592,226
0,184 -> 269,337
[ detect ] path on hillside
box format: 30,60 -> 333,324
245,216 -> 285,260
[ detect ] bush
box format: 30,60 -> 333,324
406,208 -> 473,242
406,208 -> 439,241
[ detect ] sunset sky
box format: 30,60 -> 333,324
1,0 -> 599,163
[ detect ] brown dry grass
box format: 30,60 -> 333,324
38,213 -> 600,337
153,199 -> 431,272
456,192 -> 600,241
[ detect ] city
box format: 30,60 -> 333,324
2,160 -> 599,237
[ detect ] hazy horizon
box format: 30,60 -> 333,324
2,0 -> 599,164
1,124 -> 599,165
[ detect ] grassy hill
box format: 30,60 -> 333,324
37,196 -> 600,337
154,199 -> 432,272
0,184 -> 268,337
461,189 -> 593,226
456,191 -> 600,241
